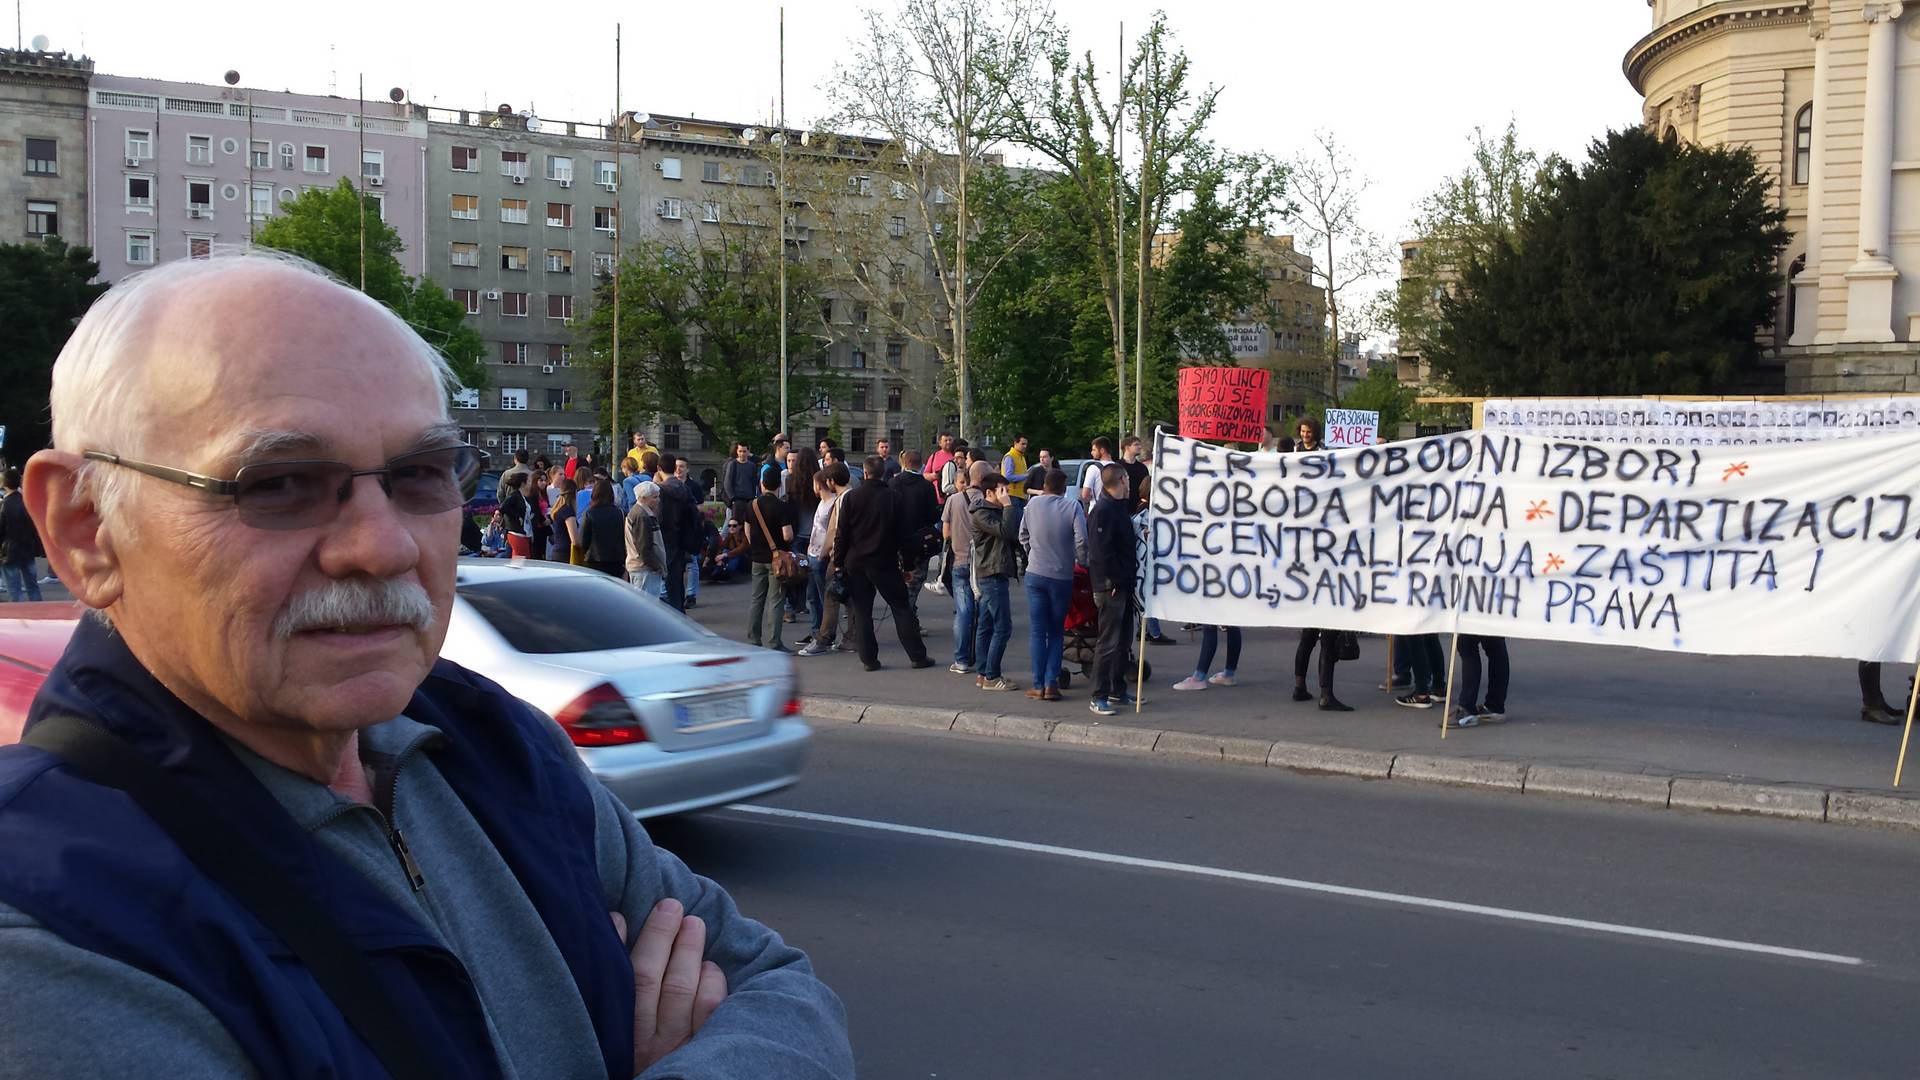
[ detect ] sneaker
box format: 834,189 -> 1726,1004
910,657 -> 937,670
949,662 -> 974,675
1207,672 -> 1237,687
1117,691 -> 1137,707
1088,698 -> 1116,716
795,634 -> 814,646
1444,710 -> 1479,729
1474,708 -> 1507,724
1395,691 -> 1435,709
797,641 -> 830,657
1172,676 -> 1209,691
980,677 -> 1019,692
831,640 -> 850,652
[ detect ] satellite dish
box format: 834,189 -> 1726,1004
742,127 -> 760,143
632,112 -> 651,125
31,34 -> 50,51
388,87 -> 405,103
498,103 -> 514,115
224,70 -> 241,86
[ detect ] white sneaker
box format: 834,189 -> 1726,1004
1172,676 -> 1208,691
1207,672 -> 1237,687
948,662 -> 973,675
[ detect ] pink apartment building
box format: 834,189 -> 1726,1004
86,73 -> 427,282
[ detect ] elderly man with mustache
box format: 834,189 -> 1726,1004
0,254 -> 851,1079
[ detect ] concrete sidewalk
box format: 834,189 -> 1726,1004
683,571 -> 1920,829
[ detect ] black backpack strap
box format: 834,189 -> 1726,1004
22,715 -> 444,1080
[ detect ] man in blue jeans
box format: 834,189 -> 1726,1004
940,462 -> 983,673
967,473 -> 1021,691
1018,468 -> 1086,701
1,469 -> 43,602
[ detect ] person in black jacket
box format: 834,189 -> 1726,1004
655,453 -> 698,611
834,457 -> 934,672
889,449 -> 940,612
723,443 -> 759,526
2,468 -> 45,601
576,479 -> 628,578
1085,464 -> 1139,715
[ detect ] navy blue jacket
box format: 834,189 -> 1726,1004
0,618 -> 636,1080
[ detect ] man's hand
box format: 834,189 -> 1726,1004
612,899 -> 728,1074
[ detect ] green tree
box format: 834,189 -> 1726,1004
1338,365 -> 1421,436
580,234 -> 835,454
255,180 -> 486,392
1430,127 -> 1791,395
0,237 -> 107,460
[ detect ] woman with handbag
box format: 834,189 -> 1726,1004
744,468 -> 797,651
1288,418 -> 1355,711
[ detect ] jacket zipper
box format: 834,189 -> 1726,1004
377,738 -> 432,892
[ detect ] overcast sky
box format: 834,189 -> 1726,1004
35,0 -> 1651,316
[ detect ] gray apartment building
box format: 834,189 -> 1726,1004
1,48 -> 92,247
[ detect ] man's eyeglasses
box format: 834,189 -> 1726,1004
83,444 -> 484,531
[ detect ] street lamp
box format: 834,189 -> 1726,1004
223,70 -> 253,245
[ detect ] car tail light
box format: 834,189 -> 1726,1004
782,667 -> 803,716
554,683 -> 648,746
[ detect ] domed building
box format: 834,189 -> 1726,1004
1625,0 -> 1918,392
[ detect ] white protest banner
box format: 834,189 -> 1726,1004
1142,430 -> 1920,662
1323,408 -> 1378,448
1482,397 -> 1920,445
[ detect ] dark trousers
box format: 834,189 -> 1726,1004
1092,588 -> 1136,701
1293,628 -> 1341,691
1403,633 -> 1446,693
664,553 -> 689,611
847,561 -> 928,667
1455,634 -> 1509,713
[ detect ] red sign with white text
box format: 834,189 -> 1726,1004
1177,366 -> 1270,443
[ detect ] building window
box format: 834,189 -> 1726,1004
450,241 -> 480,267
850,175 -> 872,196
821,300 -> 834,324
365,192 -> 385,221
851,428 -> 868,453
886,341 -> 903,368
594,206 -> 615,233
126,175 -> 153,208
813,426 -> 830,447
501,151 -> 528,180
500,198 -> 529,224
738,165 -> 762,187
592,252 -> 616,277
451,145 -> 479,171
451,193 -> 479,219
502,432 -> 528,453
452,388 -> 480,410
249,139 -> 271,169
546,248 -> 573,273
547,155 -> 573,183
657,197 -> 682,220
547,343 -> 572,366
547,388 -> 574,411
188,237 -> 211,259
888,214 -> 906,238
126,231 -> 154,265
250,183 -> 272,219
886,385 -> 902,410
663,423 -> 682,450
890,427 -> 904,449
499,387 -> 528,411
854,304 -> 868,327
187,181 -> 213,212
890,180 -> 907,200
25,137 -> 56,175
547,294 -> 574,321
546,202 -> 573,228
703,160 -> 722,183
701,201 -> 719,223
1793,103 -> 1813,186
851,348 -> 866,370
660,157 -> 682,180
303,144 -> 327,173
852,385 -> 868,411
501,342 -> 530,364
187,134 -> 212,165
596,159 -> 617,188
452,288 -> 480,314
279,142 -> 295,169
125,129 -> 151,161
501,246 -> 528,271
362,149 -> 384,182
501,291 -> 528,316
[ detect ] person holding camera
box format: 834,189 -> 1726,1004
968,474 -> 1023,692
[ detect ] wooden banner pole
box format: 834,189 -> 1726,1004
1439,633 -> 1460,739
1386,635 -> 1395,692
1895,657 -> 1920,787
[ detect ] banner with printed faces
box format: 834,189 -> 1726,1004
1141,431 -> 1920,662
1482,397 -> 1920,446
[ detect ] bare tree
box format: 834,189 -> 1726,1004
827,0 -> 1056,440
1289,130 -> 1389,401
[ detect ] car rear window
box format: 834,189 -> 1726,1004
459,575 -> 703,654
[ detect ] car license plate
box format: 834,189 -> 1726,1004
674,692 -> 751,733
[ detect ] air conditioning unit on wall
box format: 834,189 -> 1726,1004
541,364 -> 556,373
485,289 -> 501,300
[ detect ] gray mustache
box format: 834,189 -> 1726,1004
273,578 -> 436,639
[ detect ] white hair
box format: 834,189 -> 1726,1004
637,481 -> 660,499
51,249 -> 462,525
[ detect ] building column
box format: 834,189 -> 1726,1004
1790,15 -> 1830,346
1841,0 -> 1904,343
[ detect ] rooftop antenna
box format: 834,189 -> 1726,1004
778,6 -> 788,436
226,69 -> 254,245
357,73 -> 366,290
611,24 -> 623,461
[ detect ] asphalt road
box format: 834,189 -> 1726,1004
650,722 -> 1920,1079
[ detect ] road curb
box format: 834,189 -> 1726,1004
811,696 -> 1920,832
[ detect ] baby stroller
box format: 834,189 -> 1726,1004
1058,565 -> 1149,689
